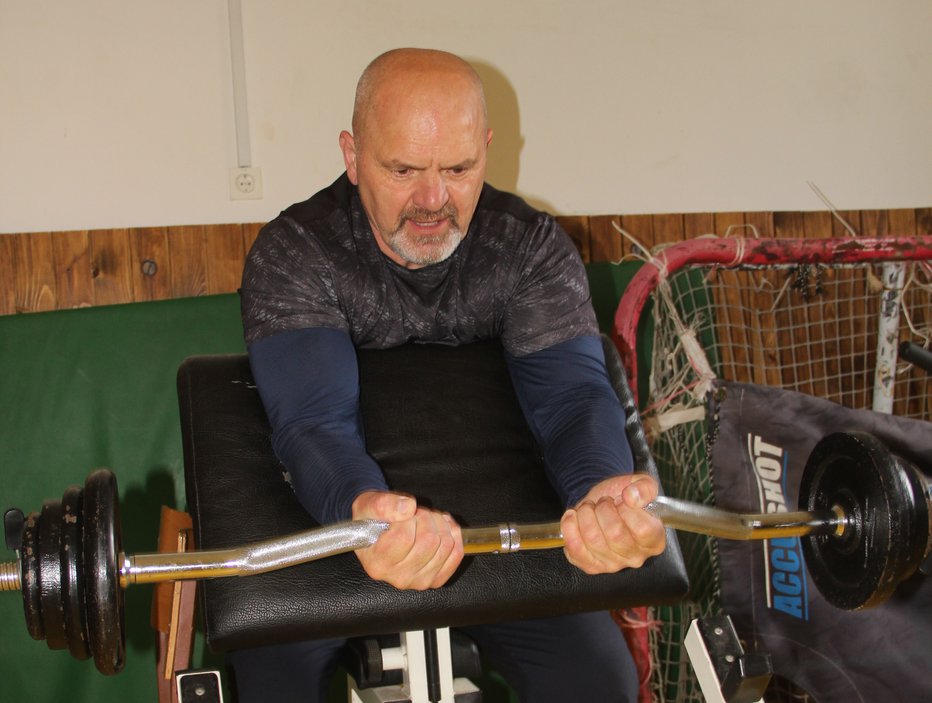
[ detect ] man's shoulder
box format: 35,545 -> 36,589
253,173 -> 358,257
476,182 -> 549,225
278,173 -> 355,227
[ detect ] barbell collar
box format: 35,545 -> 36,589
461,522 -> 564,554
1,560 -> 19,591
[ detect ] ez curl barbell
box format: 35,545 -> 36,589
2,431 -> 930,675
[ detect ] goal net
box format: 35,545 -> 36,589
612,234 -> 932,702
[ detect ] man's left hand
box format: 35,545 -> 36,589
560,474 -> 666,575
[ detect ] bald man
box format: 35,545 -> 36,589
238,48 -> 665,702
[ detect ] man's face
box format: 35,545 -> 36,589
340,83 -> 492,269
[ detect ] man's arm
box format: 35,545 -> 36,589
247,326 -> 463,588
505,335 -> 666,573
248,326 -> 388,524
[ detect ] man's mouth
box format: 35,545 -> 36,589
401,206 -> 458,235
408,217 -> 448,231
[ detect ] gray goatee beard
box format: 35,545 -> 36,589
386,204 -> 464,266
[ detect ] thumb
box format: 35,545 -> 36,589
619,475 -> 657,509
371,492 -> 417,521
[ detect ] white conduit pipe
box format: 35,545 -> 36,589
228,0 -> 252,168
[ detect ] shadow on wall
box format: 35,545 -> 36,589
120,467 -> 179,655
469,59 -> 557,216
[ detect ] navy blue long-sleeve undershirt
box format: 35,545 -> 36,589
248,328 -> 633,525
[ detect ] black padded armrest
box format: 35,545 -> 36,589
178,338 -> 688,652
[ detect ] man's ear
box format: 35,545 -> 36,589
339,130 -> 359,184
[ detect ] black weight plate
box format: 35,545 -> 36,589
38,500 -> 68,650
20,511 -> 44,641
61,485 -> 91,660
895,454 -> 931,576
83,469 -> 125,675
799,431 -> 916,610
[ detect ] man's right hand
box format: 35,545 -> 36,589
351,490 -> 464,590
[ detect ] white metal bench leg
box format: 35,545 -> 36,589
348,628 -> 481,703
684,617 -> 770,703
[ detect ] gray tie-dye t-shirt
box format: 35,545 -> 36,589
241,174 -> 598,355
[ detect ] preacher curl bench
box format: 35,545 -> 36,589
175,337 -> 689,701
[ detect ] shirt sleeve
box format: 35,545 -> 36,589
240,217 -> 349,345
505,335 -> 634,507
500,216 -> 598,356
247,326 -> 389,524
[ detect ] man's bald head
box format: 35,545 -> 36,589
351,48 -> 488,143
339,48 -> 493,269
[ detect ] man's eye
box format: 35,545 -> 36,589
393,168 -> 412,177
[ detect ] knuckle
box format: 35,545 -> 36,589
628,520 -> 656,543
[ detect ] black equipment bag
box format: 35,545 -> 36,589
708,380 -> 931,702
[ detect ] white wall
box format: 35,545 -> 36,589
1,0 -> 929,234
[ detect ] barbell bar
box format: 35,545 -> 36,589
2,430 -> 929,675
1,485 -> 847,591
1,497 -> 841,591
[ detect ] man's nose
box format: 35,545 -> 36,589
412,171 -> 449,212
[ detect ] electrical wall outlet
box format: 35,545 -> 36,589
230,167 -> 263,200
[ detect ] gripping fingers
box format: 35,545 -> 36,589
563,498 -> 632,574
393,511 -> 462,589
361,509 -> 463,590
562,495 -> 666,575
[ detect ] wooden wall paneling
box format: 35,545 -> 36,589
858,210 -> 890,407
829,210 -> 865,408
708,212 -> 750,382
917,207 -> 932,237
803,210 -> 833,240
801,211 -> 836,399
901,246 -> 931,419
912,207 -> 931,419
242,222 -> 263,259
14,232 -> 57,313
860,209 -> 889,239
588,215 -> 624,263
743,211 -> 775,241
885,209 -> 922,417
712,211 -> 751,239
741,212 -> 782,387
168,225 -> 208,299
769,211 -> 809,389
51,230 -> 92,310
913,209 -> 932,418
0,234 -> 17,315
888,208 -> 917,239
131,227 -> 171,303
772,211 -> 805,239
617,215 -> 653,259
89,228 -> 133,307
2,208 -> 929,318
652,214 -> 684,249
827,209 -> 860,237
205,224 -> 246,296
556,216 -> 591,263
682,213 -> 714,239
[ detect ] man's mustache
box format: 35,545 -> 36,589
400,204 -> 459,227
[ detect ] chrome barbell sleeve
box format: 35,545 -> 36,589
645,495 -> 846,541
122,519 -> 390,586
